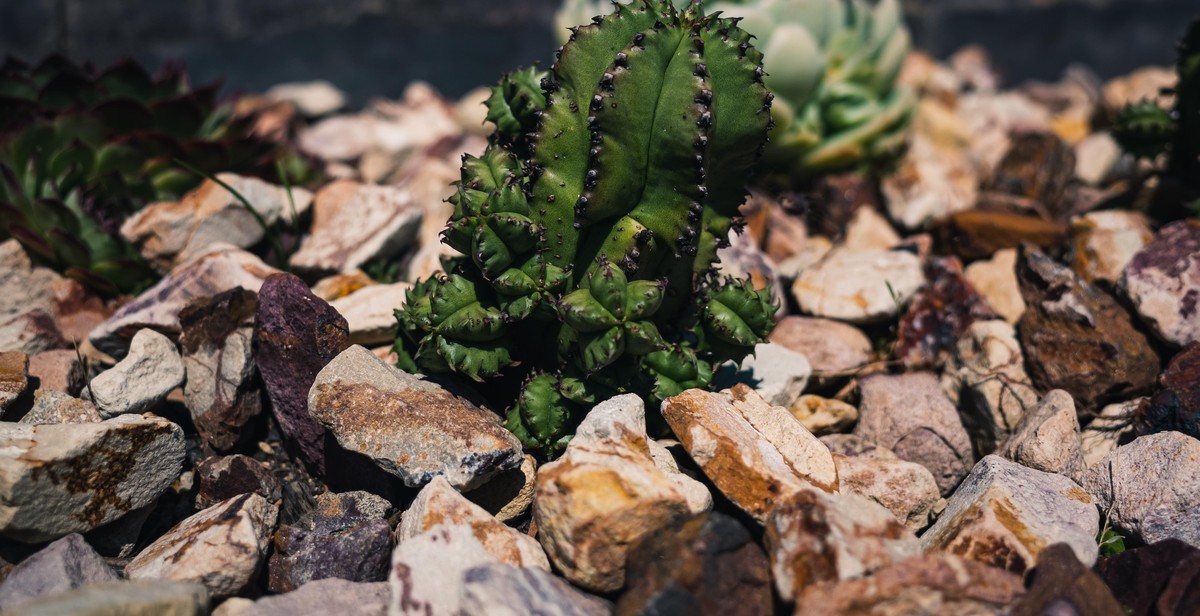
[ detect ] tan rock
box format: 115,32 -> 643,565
843,207 -> 900,250
792,247 -> 925,325
328,282 -> 412,346
965,248 -> 1025,324
661,385 -> 838,522
534,394 -> 695,592
310,270 -> 375,302
26,349 -> 84,396
1102,66 -> 1176,114
996,390 -> 1085,482
1081,399 -> 1139,468
882,126 -> 978,230
0,240 -> 65,354
833,453 -> 942,533
765,488 -> 919,601
464,454 -> 537,523
398,476 -> 548,570
289,181 -> 423,275
0,351 -> 28,412
1069,210 -> 1153,283
789,395 -> 858,436
769,316 -> 872,378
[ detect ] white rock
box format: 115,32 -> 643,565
328,282 -> 412,346
1119,220 -> 1200,347
646,439 -> 713,515
389,525 -> 498,616
1069,210 -> 1153,284
793,247 -> 924,324
289,181 -> 423,275
266,81 -> 347,117
86,329 -> 185,418
769,316 -> 872,377
0,240 -> 64,354
881,127 -> 978,230
460,563 -> 611,616
1074,132 -> 1121,185
714,342 -> 811,408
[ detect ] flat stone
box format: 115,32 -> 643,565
788,395 -> 858,436
935,211 -> 1067,261
310,270 -> 375,302
328,282 -> 412,346
766,489 -> 919,602
796,553 -> 1024,615
1082,399 -> 1139,468
534,394 -> 695,593
881,123 -> 978,231
389,524 -> 498,616
463,454 -> 536,523
1096,539 -> 1200,616
713,342 -> 811,408
290,181 -> 423,275
121,174 -> 313,271
0,415 -> 185,542
792,247 -> 925,324
1083,431 -> 1200,548
0,240 -> 65,354
1121,220 -> 1200,347
10,580 -> 209,616
964,248 -> 1025,324
895,257 -> 998,367
997,390 -> 1085,482
26,349 -> 85,396
842,207 -> 901,250
1069,211 -> 1153,285
921,455 -> 1099,574
1017,245 -> 1160,417
769,316 -> 872,378
0,533 -> 117,611
308,345 -> 522,490
662,385 -> 838,522
617,513 -> 772,615
180,288 -> 262,450
1010,543 -> 1124,616
1131,342 -> 1200,440
244,579 -> 388,616
854,372 -> 974,495
88,244 -> 279,359
0,351 -> 28,412
126,494 -> 279,599
195,455 -> 282,510
20,390 -> 101,425
461,563 -> 611,616
943,319 -> 1039,455
833,453 -> 943,533
398,476 -> 548,570
254,273 -> 348,475
86,329 -> 185,418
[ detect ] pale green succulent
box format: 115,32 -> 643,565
554,0 -> 915,181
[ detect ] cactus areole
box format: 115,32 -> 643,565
394,0 -> 778,455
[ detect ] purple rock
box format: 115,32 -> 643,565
195,455 -> 282,510
0,534 -> 117,610
266,492 -> 394,593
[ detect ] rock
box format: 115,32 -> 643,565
389,524 -> 498,616
617,513 -> 772,615
843,207 -> 900,250
820,433 -> 897,460
267,491 -> 393,593
179,288 -> 262,451
1132,343 -> 1200,440
944,320 -> 1039,454
776,235 -> 832,279
308,345 -> 522,489
716,229 -> 788,310
646,439 -> 714,515
1017,245 -> 1160,417
662,385 -> 838,521
195,455 -> 282,510
1096,539 -> 1200,616
833,453 -> 942,533
766,489 -> 919,601
1069,210 -> 1154,284
0,351 -> 28,412
121,174 -> 313,271
796,554 -> 1024,615
768,316 -> 872,379
0,240 -> 64,354
1082,399 -> 1139,468
85,329 -> 184,418
20,390 -> 101,424
398,476 -> 548,570
792,247 -> 925,324
788,395 -> 858,436
1102,66 -> 1176,114
854,372 -> 974,495
310,270 -> 375,302
881,129 -> 978,230
328,282 -> 412,346
245,579 -> 388,616
461,563 -> 611,616
0,415 -> 185,542
463,454 -> 536,523
935,211 -> 1067,261
895,257 -> 998,367
0,533 -> 117,610
1083,431 -> 1200,548
10,580 -> 209,616
534,394 -> 696,592
957,91 -> 1054,175
964,248 -> 1025,324
805,173 -> 881,239
1075,132 -> 1121,185
1120,220 -> 1200,347
1010,543 -> 1124,616
253,273 -> 348,474
713,342 -> 811,408
997,390 -> 1086,482
979,131 -> 1076,221
921,455 -> 1099,573
26,349 -> 85,396
266,81 -> 347,117
88,244 -> 279,359
126,494 -> 279,599
290,181 -> 423,275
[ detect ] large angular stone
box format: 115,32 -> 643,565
0,415 -> 185,542
832,453 -> 942,532
792,247 -> 925,324
921,455 -> 1099,574
0,533 -> 117,610
0,239 -> 64,354
1120,220 -> 1200,347
289,181 -> 423,274
308,345 -> 522,490
267,491 -> 393,593
461,564 -> 611,616
662,385 -> 838,522
86,329 -> 185,418
1096,539 -> 1200,616
996,389 -> 1085,482
1010,543 -> 1124,616
389,524 -> 498,616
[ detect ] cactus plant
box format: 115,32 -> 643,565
395,0 -> 778,455
555,0 -> 915,182
0,55 -> 313,294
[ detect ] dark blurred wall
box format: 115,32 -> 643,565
1,0 -> 1196,104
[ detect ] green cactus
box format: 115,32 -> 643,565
555,0 -> 915,183
396,0 -> 778,455
0,55 -> 315,294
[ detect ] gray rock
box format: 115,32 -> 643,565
854,372 -> 974,495
10,580 -> 209,616
0,240 -> 64,354
19,390 -> 102,424
289,181 -> 423,275
389,525 -> 498,616
0,415 -> 185,542
943,319 -> 1039,455
1083,431 -> 1200,548
86,329 -> 185,418
833,453 -> 943,533
921,455 -> 1099,573
713,342 -> 811,408
307,345 -> 522,490
1120,220 -> 1200,347
126,494 -> 279,599
461,563 -> 611,616
0,533 -> 117,610
244,579 -> 389,616
997,389 -> 1086,482
792,247 -> 925,324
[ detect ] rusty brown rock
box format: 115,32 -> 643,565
1133,342 -> 1200,440
26,349 -> 85,396
1010,543 -> 1124,616
805,174 -> 882,240
1017,245 -> 1160,418
935,211 -> 1067,261
0,351 -> 28,412
895,257 -> 997,367
979,132 -> 1077,222
195,455 -> 282,510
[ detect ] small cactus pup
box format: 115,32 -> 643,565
394,0 -> 778,455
